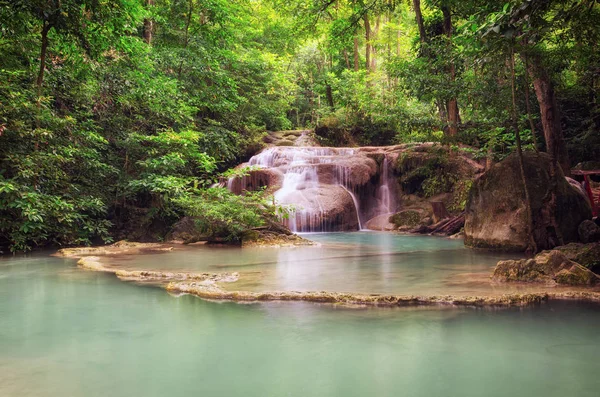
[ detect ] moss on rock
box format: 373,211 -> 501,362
492,250 -> 600,286
390,210 -> 422,228
553,243 -> 600,273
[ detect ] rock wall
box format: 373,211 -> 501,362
465,152 -> 592,251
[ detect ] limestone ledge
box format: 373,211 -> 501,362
56,240 -> 175,258
77,256 -> 239,283
165,281 -> 600,307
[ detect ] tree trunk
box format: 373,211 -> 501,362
431,201 -> 450,223
370,16 -> 380,72
523,55 -> 540,152
343,49 -> 350,69
528,55 -> 571,176
178,0 -> 194,78
143,0 -> 154,45
36,21 -> 51,93
326,84 -> 334,109
413,0 -> 426,44
364,14 -> 371,72
510,45 -> 537,254
441,6 -> 459,137
353,36 -> 359,71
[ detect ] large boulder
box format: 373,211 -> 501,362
465,152 -> 592,251
364,214 -> 396,231
311,158 -> 379,188
493,250 -> 599,286
277,185 -> 360,232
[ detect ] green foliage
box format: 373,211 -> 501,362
1,0 -> 599,250
173,187 -> 277,242
0,177 -> 112,252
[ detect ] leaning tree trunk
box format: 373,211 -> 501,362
527,54 -> 571,176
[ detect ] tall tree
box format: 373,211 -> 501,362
441,4 -> 459,136
144,0 -> 154,45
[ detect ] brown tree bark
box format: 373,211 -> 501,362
523,55 -> 540,152
36,21 -> 51,93
442,6 -> 459,137
527,55 -> 571,176
412,0 -> 426,44
326,84 -> 335,109
510,46 -> 537,254
143,0 -> 154,45
343,49 -> 350,69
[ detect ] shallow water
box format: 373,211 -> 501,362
104,232 -> 550,295
1,253 -> 600,397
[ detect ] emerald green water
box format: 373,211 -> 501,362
1,234 -> 600,396
107,232 -> 546,295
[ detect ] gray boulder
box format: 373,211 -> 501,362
465,152 -> 592,251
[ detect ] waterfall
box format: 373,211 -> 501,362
376,156 -> 396,216
227,146 -> 398,233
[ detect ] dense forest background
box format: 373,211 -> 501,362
1,0 -> 599,251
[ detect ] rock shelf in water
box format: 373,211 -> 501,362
56,241 -> 176,257
165,281 -> 600,308
64,243 -> 600,309
77,256 -> 239,283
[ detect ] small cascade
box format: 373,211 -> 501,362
375,156 -> 396,216
226,146 -> 399,232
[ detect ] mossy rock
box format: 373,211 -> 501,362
276,139 -> 295,146
390,210 -> 422,228
493,250 -> 599,286
283,130 -> 303,137
554,243 -> 600,274
554,266 -> 598,286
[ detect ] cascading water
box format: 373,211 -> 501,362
226,146 -> 398,232
375,157 -> 396,216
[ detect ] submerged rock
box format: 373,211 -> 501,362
465,152 -> 592,251
76,256 -> 239,283
493,250 -> 599,286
